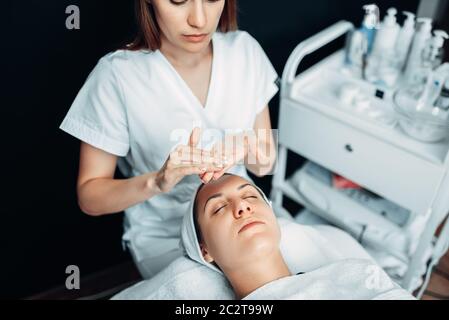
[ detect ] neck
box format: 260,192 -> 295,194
159,35 -> 212,68
224,250 -> 292,299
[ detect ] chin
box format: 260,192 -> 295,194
180,39 -> 211,53
243,232 -> 278,255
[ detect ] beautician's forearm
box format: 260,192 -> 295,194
77,172 -> 161,216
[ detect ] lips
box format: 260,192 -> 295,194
238,220 -> 265,234
183,33 -> 208,43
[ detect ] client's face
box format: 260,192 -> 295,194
195,175 -> 280,272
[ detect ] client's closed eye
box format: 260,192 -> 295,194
213,204 -> 227,214
212,196 -> 258,214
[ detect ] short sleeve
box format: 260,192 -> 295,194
245,32 -> 280,114
59,57 -> 130,156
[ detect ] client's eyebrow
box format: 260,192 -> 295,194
203,183 -> 256,212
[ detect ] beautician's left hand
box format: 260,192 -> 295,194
199,131 -> 251,184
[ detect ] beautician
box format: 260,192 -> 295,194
59,0 -> 278,279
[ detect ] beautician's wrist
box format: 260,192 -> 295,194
143,171 -> 163,198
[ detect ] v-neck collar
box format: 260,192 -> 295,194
156,32 -> 219,111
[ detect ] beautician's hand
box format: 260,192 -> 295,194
155,127 -> 225,193
199,132 -> 250,184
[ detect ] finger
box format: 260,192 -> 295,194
171,152 -> 206,167
188,127 -> 201,148
211,141 -> 224,156
212,170 -> 224,181
210,144 -> 229,165
177,146 -> 223,165
191,149 -> 223,165
182,146 -> 213,156
173,163 -> 220,171
178,165 -> 207,177
212,165 -> 229,180
202,171 -> 215,184
178,157 -> 225,169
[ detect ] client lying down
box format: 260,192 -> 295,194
112,173 -> 415,300
182,173 -> 415,300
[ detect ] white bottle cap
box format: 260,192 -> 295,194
362,4 -> 380,29
402,11 -> 415,29
432,30 -> 449,49
383,8 -> 398,27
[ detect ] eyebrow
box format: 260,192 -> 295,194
203,183 -> 256,212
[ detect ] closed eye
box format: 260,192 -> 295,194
213,205 -> 226,214
213,196 -> 258,214
170,0 -> 187,5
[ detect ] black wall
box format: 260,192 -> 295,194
3,0 -> 428,299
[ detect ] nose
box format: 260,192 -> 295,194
188,0 -> 207,29
233,199 -> 254,219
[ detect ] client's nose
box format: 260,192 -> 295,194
234,200 -> 253,219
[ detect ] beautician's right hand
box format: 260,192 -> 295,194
154,127 -> 224,193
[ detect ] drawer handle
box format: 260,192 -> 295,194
345,144 -> 353,153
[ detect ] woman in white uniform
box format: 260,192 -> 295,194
59,0 -> 279,279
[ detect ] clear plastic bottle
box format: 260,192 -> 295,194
422,30 -> 448,70
411,30 -> 449,89
403,17 -> 433,85
373,8 -> 400,56
396,11 -> 416,70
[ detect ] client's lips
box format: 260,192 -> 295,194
238,220 -> 265,234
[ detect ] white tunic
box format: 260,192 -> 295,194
59,30 -> 279,262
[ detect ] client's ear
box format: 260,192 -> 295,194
200,244 -> 215,263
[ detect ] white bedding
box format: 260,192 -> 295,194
111,218 -> 395,300
243,259 -> 415,300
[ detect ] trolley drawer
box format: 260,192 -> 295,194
279,99 -> 443,213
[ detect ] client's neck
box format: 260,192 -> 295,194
224,249 -> 291,299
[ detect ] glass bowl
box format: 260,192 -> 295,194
393,87 -> 449,143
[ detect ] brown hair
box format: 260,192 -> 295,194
126,0 -> 238,52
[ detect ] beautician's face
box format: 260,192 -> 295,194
151,0 -> 225,53
196,175 -> 281,271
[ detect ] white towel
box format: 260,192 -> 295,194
112,219 -> 381,300
243,259 -> 415,300
111,257 -> 235,300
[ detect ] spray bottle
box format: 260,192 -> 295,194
396,11 -> 416,69
360,4 -> 380,54
344,4 -> 379,77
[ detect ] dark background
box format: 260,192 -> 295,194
4,0 -> 447,299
